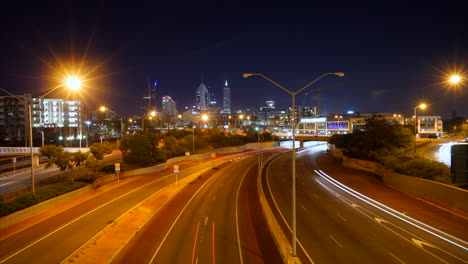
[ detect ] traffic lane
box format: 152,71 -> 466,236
310,148 -> 468,241
0,166 -> 61,194
0,161 -> 207,263
237,156 -> 282,264
303,149 -> 467,263
265,152 -> 447,264
0,172 -> 177,264
112,165 -> 229,264
149,157 -> 255,264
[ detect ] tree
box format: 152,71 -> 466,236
39,144 -> 73,171
72,151 -> 88,167
120,131 -> 165,165
329,116 -> 414,160
89,142 -> 113,162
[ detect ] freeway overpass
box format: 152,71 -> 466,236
273,134 -> 331,147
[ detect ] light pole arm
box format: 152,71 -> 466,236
0,88 -> 26,102
251,74 -> 293,95
294,72 -> 337,95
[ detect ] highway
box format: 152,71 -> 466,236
0,165 -> 62,195
263,143 -> 468,264
0,159 -> 222,264
0,152 -> 123,196
114,154 -> 282,264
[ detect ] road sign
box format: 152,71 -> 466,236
115,163 -> 121,172
174,165 -> 179,174
12,158 -> 16,163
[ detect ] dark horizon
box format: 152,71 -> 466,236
1,5 -> 467,118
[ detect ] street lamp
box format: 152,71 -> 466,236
100,106 -> 124,140
85,121 -> 91,147
0,76 -> 82,195
243,72 -> 344,256
414,103 -> 427,152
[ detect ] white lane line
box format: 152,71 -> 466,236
213,195 -> 216,201
0,174 -> 172,264
313,193 -> 319,200
149,162 -> 238,263
315,176 -> 453,264
329,234 -> 343,248
265,159 -> 316,264
316,170 -> 468,251
204,216 -> 209,226
236,162 -> 256,264
388,252 -> 406,264
314,170 -> 464,263
336,213 -> 347,222
300,204 -> 308,213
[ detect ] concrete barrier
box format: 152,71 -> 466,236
0,141 -> 280,228
257,151 -> 300,264
339,154 -> 468,212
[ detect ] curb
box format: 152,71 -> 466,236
257,151 -> 301,264
61,160 -> 226,264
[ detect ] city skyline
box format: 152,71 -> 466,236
0,5 -> 467,118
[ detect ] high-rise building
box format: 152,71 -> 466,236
196,83 -> 210,110
0,94 -> 82,145
162,96 -> 177,118
222,80 -> 231,114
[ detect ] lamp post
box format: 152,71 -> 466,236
414,103 -> 427,152
0,76 -> 81,195
243,72 -> 344,256
85,121 -> 91,147
100,106 -> 124,140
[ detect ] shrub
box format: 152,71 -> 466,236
395,158 -> 450,180
0,180 -> 87,217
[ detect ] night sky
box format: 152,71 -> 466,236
1,4 -> 467,118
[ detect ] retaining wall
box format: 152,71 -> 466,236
328,146 -> 468,212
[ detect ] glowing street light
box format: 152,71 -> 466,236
414,103 -> 428,152
0,76 -> 82,195
100,106 -> 124,139
449,75 -> 462,84
243,72 -> 344,256
66,76 -> 82,90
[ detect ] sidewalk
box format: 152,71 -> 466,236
315,152 -> 468,241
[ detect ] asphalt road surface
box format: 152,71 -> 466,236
114,154 -> 282,264
0,160 -> 216,264
263,143 -> 467,264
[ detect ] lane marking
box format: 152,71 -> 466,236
235,162 -> 256,264
314,170 -> 465,263
212,221 -> 216,264
265,154 -> 316,264
149,159 -> 254,263
329,234 -> 343,248
204,216 -> 209,226
316,170 -> 468,251
388,252 -> 406,264
314,176 -> 451,264
313,193 -> 319,200
192,221 -> 200,264
0,174 -> 172,263
336,213 -> 347,222
300,203 -> 308,213
213,195 -> 216,201
149,162 -> 238,263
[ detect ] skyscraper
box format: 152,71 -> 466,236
162,96 -> 177,118
222,80 -> 231,114
196,83 -> 210,110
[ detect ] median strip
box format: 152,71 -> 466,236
61,163 -> 220,264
